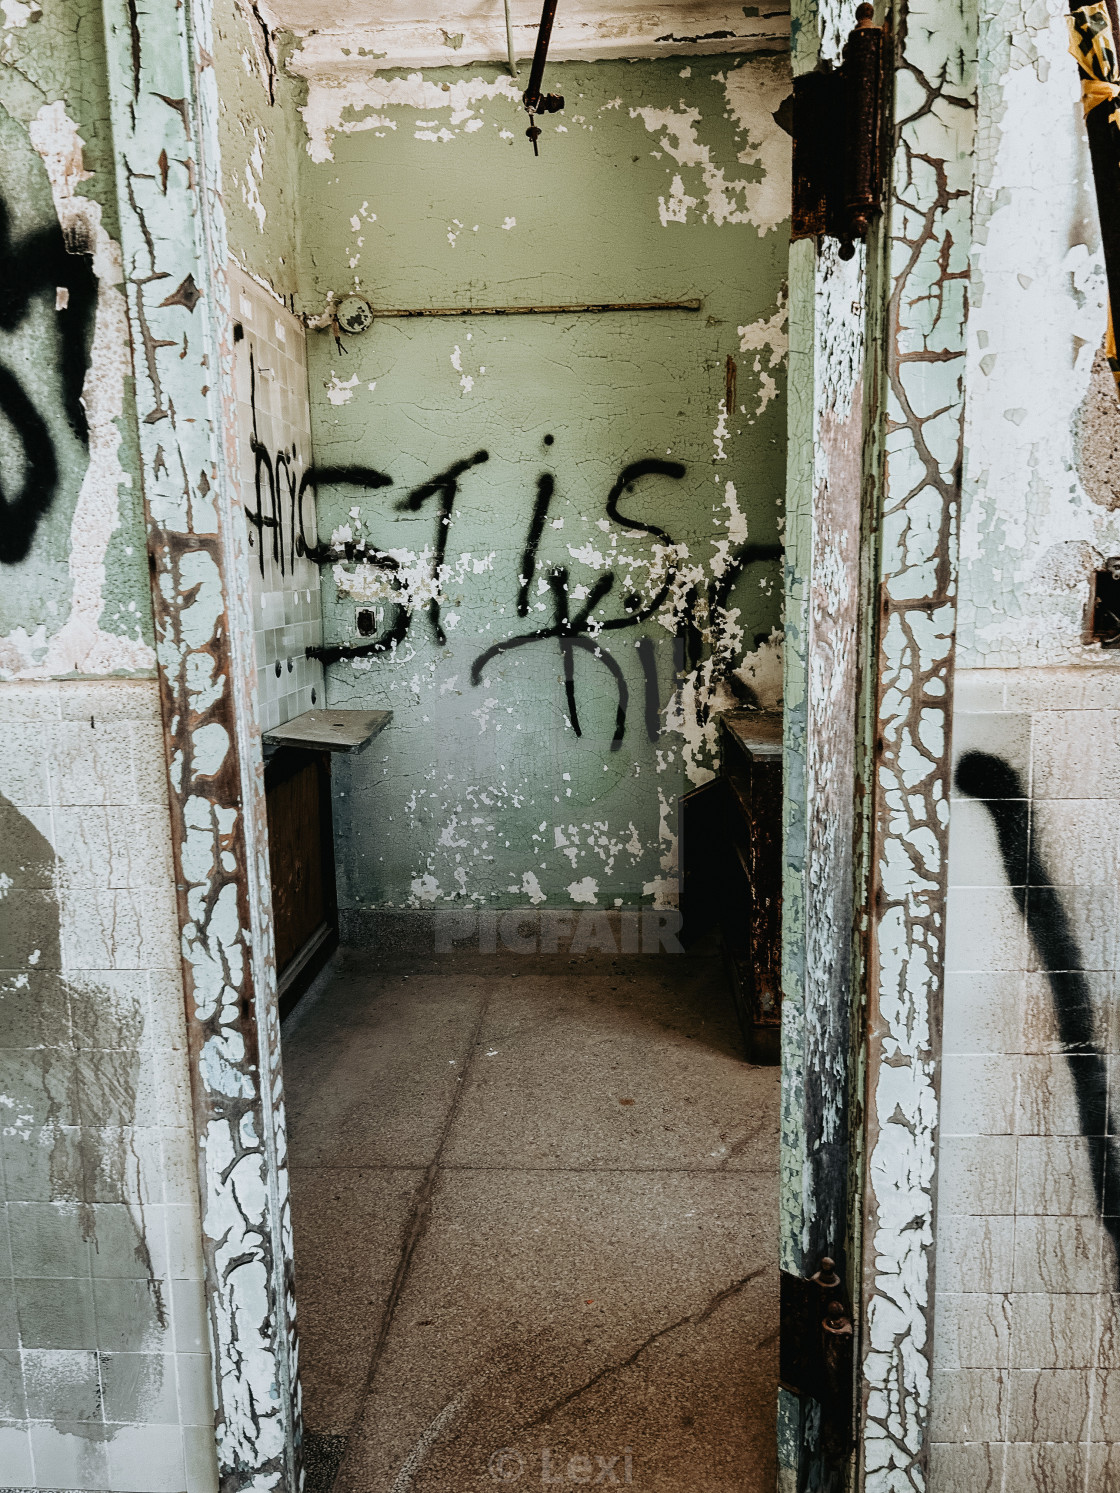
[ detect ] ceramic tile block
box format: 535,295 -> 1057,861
48,720 -> 142,808
94,1276 -> 175,1354
8,1202 -> 93,1277
100,1352 -> 179,1426
0,1275 -> 18,1349
952,671 -> 1010,712
0,802 -> 55,887
0,1346 -> 26,1418
0,1424 -> 33,1484
1031,799 -> 1120,888
184,1421 -> 220,1493
1016,1055 -> 1098,1135
59,681 -> 160,726
1,888 -> 63,970
942,971 -> 1025,1056
130,722 -> 174,806
927,1438 -> 1004,1492
939,1056 -> 1018,1136
933,1292 -> 1011,1369
68,970 -> 149,1051
1007,1367 -> 1092,1440
928,1366 -> 1007,1441
176,1352 -> 215,1426
1031,710 -> 1120,800
0,723 -> 53,806
170,1277 -> 209,1354
945,887 -> 1025,973
15,1274 -> 98,1349
1003,1440 -> 1090,1493
29,1421 -> 111,1488
1091,1366 -> 1120,1439
1021,971 -> 1115,1053
951,710 -> 1032,784
947,795 -> 1024,888
1009,1291 -> 1097,1368
937,1135 -> 1017,1213
1026,885 -> 1120,973
22,1348 -> 102,1421
0,968 -> 72,1050
1013,1216 -> 1105,1293
1096,1294 -> 1120,1366
1016,1136 -> 1099,1216
0,681 -> 63,721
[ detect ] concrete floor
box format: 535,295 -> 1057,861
282,945 -> 780,1493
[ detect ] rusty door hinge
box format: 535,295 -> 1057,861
779,1256 -> 855,1457
789,4 -> 890,258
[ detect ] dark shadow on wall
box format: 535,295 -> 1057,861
0,792 -> 170,1430
955,752 -> 1120,1278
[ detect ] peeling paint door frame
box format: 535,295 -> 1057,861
781,0 -> 976,1488
101,1 -> 302,1488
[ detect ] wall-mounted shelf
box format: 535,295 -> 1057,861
264,708 -> 391,755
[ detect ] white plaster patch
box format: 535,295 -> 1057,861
298,70 -> 520,163
630,56 -> 790,234
0,0 -> 41,26
733,627 -> 783,708
242,126 -> 267,233
567,875 -> 599,905
0,104 -> 155,681
327,371 -> 360,404
738,291 -> 788,417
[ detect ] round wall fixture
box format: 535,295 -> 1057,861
335,296 -> 374,335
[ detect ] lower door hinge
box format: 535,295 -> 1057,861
779,1256 -> 856,1458
789,4 -> 890,258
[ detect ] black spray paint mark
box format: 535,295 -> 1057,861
956,750 -> 1120,1271
301,449 -> 782,747
0,190 -> 98,564
396,449 -> 490,645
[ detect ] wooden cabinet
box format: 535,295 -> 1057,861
680,709 -> 783,1063
264,746 -> 338,1018
719,711 -> 783,1063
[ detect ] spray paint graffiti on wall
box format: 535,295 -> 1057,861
297,447 -> 781,751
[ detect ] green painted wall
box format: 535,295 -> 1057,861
297,55 -> 790,911
0,0 -> 152,677
212,0 -> 304,298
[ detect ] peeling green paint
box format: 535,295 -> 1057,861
297,56 -> 790,911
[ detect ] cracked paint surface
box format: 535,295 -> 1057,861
859,0 -> 977,1487
0,1 -> 155,679
294,56 -> 789,912
961,1 -> 1117,666
102,0 -> 300,1487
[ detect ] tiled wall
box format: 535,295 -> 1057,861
932,664 -> 1120,1489
0,679 -> 218,1493
230,268 -> 323,733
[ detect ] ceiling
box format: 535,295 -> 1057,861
253,1 -> 790,73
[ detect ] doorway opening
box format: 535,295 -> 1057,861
221,26 -> 793,1493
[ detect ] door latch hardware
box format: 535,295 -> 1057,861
790,5 -> 890,257
779,1255 -> 855,1457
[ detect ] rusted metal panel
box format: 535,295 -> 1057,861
857,0 -> 977,1485
99,0 -> 301,1487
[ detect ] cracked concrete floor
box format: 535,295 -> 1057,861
283,946 -> 780,1493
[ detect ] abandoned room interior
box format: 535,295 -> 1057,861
5,0 -> 1120,1491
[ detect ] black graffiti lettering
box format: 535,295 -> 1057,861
635,635 -> 661,743
297,448 -> 781,751
517,471 -> 554,617
0,190 -> 98,565
297,465 -> 396,565
956,750 -> 1120,1278
396,449 -> 490,645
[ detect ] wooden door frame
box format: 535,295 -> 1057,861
98,0 -> 978,1485
102,0 -> 302,1487
780,0 -> 977,1488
